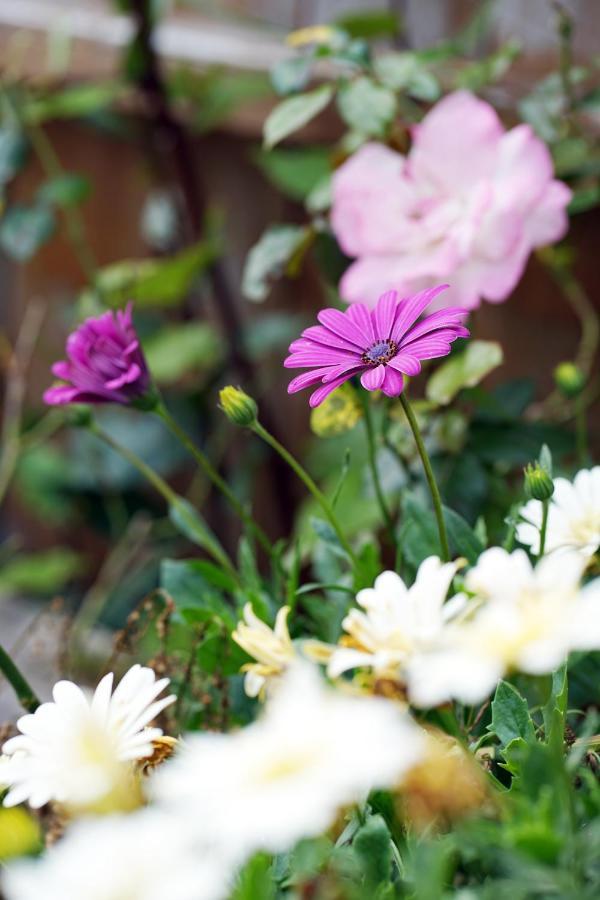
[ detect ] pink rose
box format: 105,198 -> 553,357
330,91 -> 572,310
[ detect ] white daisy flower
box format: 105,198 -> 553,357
232,603 -> 297,698
406,548 -> 600,707
2,809 -> 229,900
517,466 -> 600,559
1,665 -> 175,812
152,663 -> 423,860
308,557 -> 464,682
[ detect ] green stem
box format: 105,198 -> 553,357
360,394 -> 396,547
250,420 -> 360,569
539,499 -> 550,559
399,392 -> 450,562
155,404 -> 274,559
89,421 -> 238,581
0,644 -> 39,713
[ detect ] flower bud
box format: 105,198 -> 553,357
523,462 -> 555,501
554,361 -> 585,397
219,386 -> 258,427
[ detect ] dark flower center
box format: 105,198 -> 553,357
362,339 -> 398,366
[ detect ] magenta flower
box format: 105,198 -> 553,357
44,304 -> 151,406
285,285 -> 469,407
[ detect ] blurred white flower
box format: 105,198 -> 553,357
153,663 -> 423,859
232,604 -> 296,698
1,665 -> 174,812
407,548 -> 600,707
312,557 -> 463,681
2,809 -> 229,900
517,466 -> 600,559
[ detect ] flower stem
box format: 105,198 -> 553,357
89,421 -> 239,582
399,392 -> 450,562
575,394 -> 588,466
155,404 -> 274,559
250,420 -> 360,568
360,394 -> 396,546
0,644 -> 39,713
539,499 -> 550,559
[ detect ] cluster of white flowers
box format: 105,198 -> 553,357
0,662 -> 423,899
1,466 -> 597,899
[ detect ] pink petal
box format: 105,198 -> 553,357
298,326 -> 362,353
410,91 -> 503,192
381,367 -> 404,397
373,290 -> 399,340
284,349 -> 357,368
361,365 -> 386,391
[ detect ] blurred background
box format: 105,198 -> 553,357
0,0 -> 598,717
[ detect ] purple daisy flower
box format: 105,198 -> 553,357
44,303 -> 151,406
285,285 -> 469,408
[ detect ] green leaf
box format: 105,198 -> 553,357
253,146 -> 331,201
542,664 -> 568,754
426,341 -> 503,406
490,680 -> 536,748
270,57 -> 312,96
143,322 -> 223,385
0,548 -> 83,596
0,203 -> 55,261
352,814 -> 392,887
242,224 -> 312,302
22,82 -> 123,124
93,241 -> 216,309
264,85 -> 334,149
169,68 -> 271,133
455,40 -> 520,91
37,174 -> 90,208
169,498 -> 231,573
337,77 -> 397,137
230,854 -> 276,900
442,505 -> 484,564
160,558 -> 235,627
374,52 -> 440,101
0,129 -> 27,185
335,9 -> 399,39
399,494 -> 440,568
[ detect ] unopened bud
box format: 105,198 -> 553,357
219,386 -> 258,427
523,463 -> 555,501
554,361 -> 585,397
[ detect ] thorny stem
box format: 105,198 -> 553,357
155,404 -> 275,559
0,644 -> 40,713
399,392 -> 450,562
250,420 -> 361,569
89,420 -> 239,581
360,394 -> 396,547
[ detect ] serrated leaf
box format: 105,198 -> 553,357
264,85 -> 334,149
242,224 -> 312,302
427,340 -> 503,405
161,558 -> 235,627
490,680 -> 536,748
337,77 -> 397,137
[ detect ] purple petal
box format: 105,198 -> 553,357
400,307 -> 469,344
372,290 -> 398,340
387,353 -> 421,376
381,367 -> 404,397
322,363 -> 364,384
361,365 -> 386,391
391,285 -> 450,343
317,309 -> 366,349
284,349 -> 358,369
346,304 -> 376,343
288,368 -> 333,394
299,326 -> 363,353
309,373 -> 356,408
